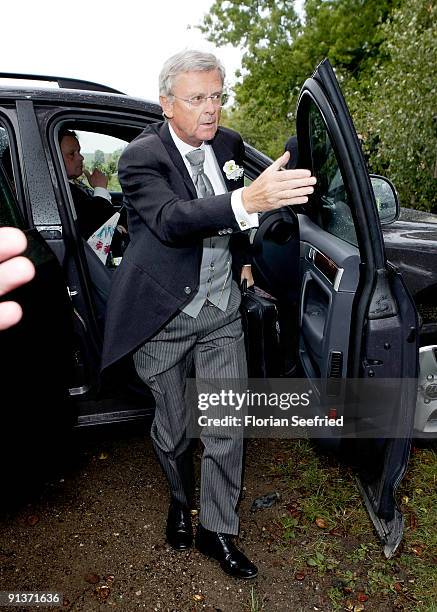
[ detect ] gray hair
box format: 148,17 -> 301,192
159,49 -> 225,97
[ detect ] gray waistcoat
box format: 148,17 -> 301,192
182,235 -> 232,317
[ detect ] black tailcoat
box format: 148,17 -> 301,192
101,122 -> 247,371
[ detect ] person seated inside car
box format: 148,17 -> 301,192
59,128 -> 127,256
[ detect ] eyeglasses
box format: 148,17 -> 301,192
170,92 -> 228,108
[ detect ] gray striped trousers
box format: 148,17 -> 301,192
133,281 -> 247,534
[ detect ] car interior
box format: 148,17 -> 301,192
55,124 -> 134,328
52,119 -> 159,415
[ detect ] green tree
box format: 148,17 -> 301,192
93,149 -> 105,170
200,0 -> 398,157
201,0 -> 300,155
348,0 -> 437,210
102,149 -> 125,192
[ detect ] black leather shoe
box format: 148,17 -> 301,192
166,502 -> 193,551
195,523 -> 258,579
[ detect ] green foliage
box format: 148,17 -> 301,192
201,0 -> 299,50
201,0 -> 436,209
326,585 -> 344,610
306,549 -> 339,572
201,0 -> 398,156
349,543 -> 372,563
347,0 -> 437,209
221,106 -> 292,159
93,149 -> 105,169
274,439 -> 362,529
366,565 -> 397,595
281,515 -> 301,540
85,148 -> 124,192
200,0 -> 300,157
302,0 -> 399,75
270,439 -> 437,610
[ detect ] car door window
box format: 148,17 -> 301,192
73,131 -> 127,192
0,125 -> 23,229
309,102 -> 358,247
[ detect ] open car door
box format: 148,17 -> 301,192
0,139 -> 74,493
249,59 -> 418,557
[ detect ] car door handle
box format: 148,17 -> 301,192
38,226 -> 62,240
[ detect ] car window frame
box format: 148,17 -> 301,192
297,86 -> 386,271
16,100 -> 62,227
44,109 -> 156,237
0,110 -> 29,223
36,109 -> 159,351
0,162 -> 24,229
307,99 -> 359,247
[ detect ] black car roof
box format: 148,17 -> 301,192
0,82 -> 161,115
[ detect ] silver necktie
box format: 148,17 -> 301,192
185,148 -> 215,198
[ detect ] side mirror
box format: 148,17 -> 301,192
370,174 -> 400,225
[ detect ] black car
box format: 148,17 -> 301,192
0,61 -> 435,557
382,208 -> 437,436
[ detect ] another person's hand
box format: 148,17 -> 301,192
83,168 -> 109,190
0,227 -> 35,331
240,265 -> 254,288
242,151 -> 316,214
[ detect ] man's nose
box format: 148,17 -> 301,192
79,153 -> 84,161
204,96 -> 216,113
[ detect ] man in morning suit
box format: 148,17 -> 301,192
101,50 -> 316,579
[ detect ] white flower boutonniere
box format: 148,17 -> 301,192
223,160 -> 244,181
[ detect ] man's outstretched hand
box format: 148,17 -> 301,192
242,151 -> 316,214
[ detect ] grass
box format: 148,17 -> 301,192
270,438 -> 437,611
248,586 -> 265,612
326,586 -> 344,610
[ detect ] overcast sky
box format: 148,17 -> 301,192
2,0 -> 304,100
2,0 -> 304,152
0,0 -> 241,99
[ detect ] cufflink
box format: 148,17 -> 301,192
240,221 -> 247,228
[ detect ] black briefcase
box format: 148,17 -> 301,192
240,280 -> 281,377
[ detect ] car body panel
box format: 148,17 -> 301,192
384,213 -> 437,297
0,164 -> 75,486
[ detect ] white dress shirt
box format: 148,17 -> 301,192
93,186 -> 111,202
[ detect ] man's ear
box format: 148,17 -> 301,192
160,95 -> 174,120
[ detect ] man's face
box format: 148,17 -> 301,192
60,135 -> 84,179
160,69 -> 223,147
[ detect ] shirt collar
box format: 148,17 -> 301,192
168,123 -> 206,158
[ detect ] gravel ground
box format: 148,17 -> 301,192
0,428 -> 402,611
